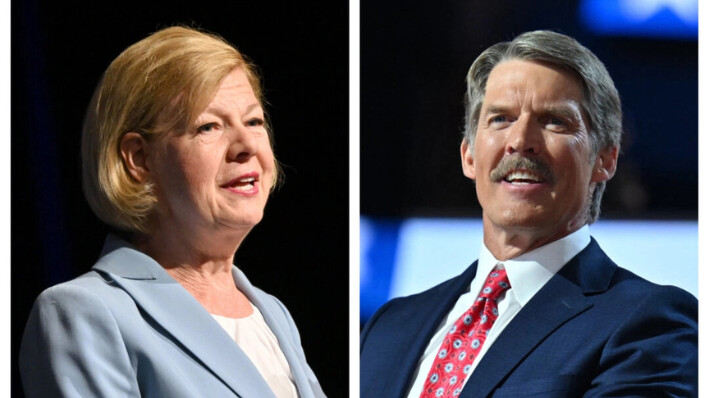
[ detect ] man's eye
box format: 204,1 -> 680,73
544,117 -> 568,132
489,115 -> 511,128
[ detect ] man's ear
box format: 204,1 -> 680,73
120,132 -> 151,183
591,145 -> 618,183
461,138 -> 476,181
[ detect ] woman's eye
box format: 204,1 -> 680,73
197,122 -> 219,133
246,118 -> 265,127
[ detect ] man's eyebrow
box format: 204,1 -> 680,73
482,105 -> 511,115
544,104 -> 582,120
481,102 -> 584,120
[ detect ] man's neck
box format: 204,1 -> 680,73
482,217 -> 586,260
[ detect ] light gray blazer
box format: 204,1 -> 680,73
20,235 -> 326,398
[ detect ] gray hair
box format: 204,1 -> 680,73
463,30 -> 622,224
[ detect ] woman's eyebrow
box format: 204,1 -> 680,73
202,102 -> 262,117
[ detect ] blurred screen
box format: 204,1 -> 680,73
580,0 -> 697,39
361,217 -> 697,323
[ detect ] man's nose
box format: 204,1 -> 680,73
505,117 -> 542,155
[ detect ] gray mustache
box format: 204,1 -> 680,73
489,156 -> 554,183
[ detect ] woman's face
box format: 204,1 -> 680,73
147,68 -> 275,236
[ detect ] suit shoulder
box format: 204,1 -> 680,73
610,266 -> 697,307
388,267 -> 472,307
363,264 -> 474,332
593,266 -> 699,339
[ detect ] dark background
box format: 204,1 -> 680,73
361,0 -> 697,220
12,1 -> 348,397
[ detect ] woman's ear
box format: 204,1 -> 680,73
120,132 -> 150,183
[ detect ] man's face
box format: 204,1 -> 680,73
461,59 -> 617,244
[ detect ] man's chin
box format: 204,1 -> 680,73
483,208 -> 552,232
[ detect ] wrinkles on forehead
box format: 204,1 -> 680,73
480,60 -> 588,126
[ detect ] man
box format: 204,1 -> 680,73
360,31 -> 697,397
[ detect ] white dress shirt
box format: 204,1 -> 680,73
405,226 -> 591,397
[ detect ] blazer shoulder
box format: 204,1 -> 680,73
20,272 -> 141,397
32,271 -> 134,311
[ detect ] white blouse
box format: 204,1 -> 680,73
212,304 -> 299,398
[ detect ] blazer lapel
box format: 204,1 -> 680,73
461,239 -> 615,398
232,267 -> 324,398
93,236 -> 276,398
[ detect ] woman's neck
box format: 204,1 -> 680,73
132,225 -> 253,318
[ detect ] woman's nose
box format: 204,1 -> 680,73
227,125 -> 258,162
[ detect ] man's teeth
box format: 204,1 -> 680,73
504,171 -> 541,184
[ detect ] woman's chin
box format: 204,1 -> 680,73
214,213 -> 265,232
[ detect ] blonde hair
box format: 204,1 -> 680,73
82,26 -> 280,233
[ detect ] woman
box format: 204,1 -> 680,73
19,26 -> 326,398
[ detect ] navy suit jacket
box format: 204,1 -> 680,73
360,239 -> 698,397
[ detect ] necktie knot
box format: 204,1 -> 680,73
479,268 -> 510,301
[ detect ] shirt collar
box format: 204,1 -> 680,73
476,226 -> 591,307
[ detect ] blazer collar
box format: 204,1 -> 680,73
461,238 -> 617,398
93,235 -> 277,398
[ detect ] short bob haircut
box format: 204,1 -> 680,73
82,26 -> 281,233
464,30 -> 622,224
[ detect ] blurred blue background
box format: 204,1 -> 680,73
361,0 -> 697,324
361,218 -> 698,323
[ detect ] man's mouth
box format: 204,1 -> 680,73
503,170 -> 544,185
490,156 -> 554,185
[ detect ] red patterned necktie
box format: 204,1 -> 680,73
419,268 -> 511,398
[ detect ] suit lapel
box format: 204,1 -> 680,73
461,274 -> 591,398
93,236 -> 276,398
462,239 -> 616,398
384,262 -> 480,397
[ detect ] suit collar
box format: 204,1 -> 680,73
557,237 -> 616,294
93,235 -> 278,398
461,238 -> 616,398
492,225 -> 592,306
